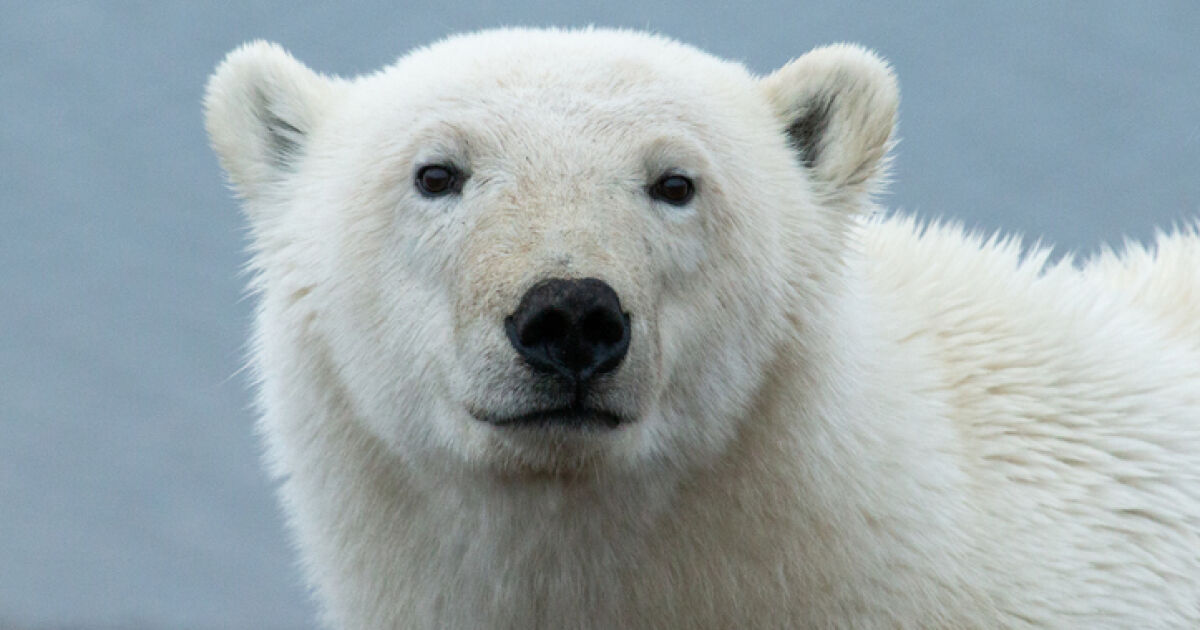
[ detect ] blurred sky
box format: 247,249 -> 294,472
2,2 -> 1198,629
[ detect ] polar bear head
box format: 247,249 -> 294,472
206,29 -> 896,477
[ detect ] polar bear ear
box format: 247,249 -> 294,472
761,44 -> 898,206
204,41 -> 340,202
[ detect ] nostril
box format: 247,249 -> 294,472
580,308 -> 625,346
521,308 -> 570,348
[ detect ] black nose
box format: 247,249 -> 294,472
505,278 -> 631,383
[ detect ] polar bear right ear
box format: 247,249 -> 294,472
761,44 -> 898,207
204,41 -> 341,203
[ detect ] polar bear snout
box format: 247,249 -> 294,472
505,278 -> 631,385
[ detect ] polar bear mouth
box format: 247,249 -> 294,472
472,406 -> 627,429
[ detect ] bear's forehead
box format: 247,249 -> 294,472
333,29 -> 777,177
352,30 -> 760,155
410,28 -> 734,76
372,28 -> 754,110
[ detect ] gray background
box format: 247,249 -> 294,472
3,2 -> 1198,628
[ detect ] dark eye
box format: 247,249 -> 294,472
649,173 -> 695,206
415,164 -> 462,197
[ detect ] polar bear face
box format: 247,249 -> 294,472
206,29 -> 897,477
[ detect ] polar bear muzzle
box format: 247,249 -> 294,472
500,277 -> 631,425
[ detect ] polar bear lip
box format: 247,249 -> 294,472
474,406 -> 627,429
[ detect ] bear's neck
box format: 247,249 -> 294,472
264,283 -> 986,629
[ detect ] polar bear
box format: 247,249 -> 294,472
205,28 -> 1200,629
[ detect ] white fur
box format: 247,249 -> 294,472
205,28 -> 1200,629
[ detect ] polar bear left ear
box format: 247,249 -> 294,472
761,44 -> 898,206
